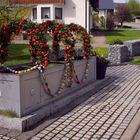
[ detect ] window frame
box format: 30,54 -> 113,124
32,7 -> 37,20
41,7 -> 51,19
55,7 -> 63,20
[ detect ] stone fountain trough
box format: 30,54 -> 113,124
0,56 -> 96,131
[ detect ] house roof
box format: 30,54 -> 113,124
98,0 -> 114,10
90,0 -> 114,10
9,0 -> 64,4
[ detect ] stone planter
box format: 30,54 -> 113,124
0,57 -> 96,131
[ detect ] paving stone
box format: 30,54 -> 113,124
75,133 -> 83,137
51,130 -> 59,134
78,130 -> 87,135
51,137 -> 60,140
110,138 -> 118,140
65,133 -> 73,138
61,137 -> 69,140
111,134 -> 121,139
44,135 -> 53,139
102,134 -> 111,139
45,127 -> 54,131
68,131 -> 77,135
36,133 -> 46,138
83,134 -> 92,139
0,129 -> 10,135
59,131 -> 67,135
72,128 -> 80,132
55,133 -> 64,138
47,133 -> 56,137
90,138 -> 98,140
3,136 -> 10,140
92,134 -> 101,139
41,130 -> 50,134
31,137 -> 41,140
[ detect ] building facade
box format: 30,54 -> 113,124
10,0 -> 98,32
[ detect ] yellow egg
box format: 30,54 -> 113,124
18,71 -> 21,74
54,93 -> 58,97
62,83 -> 65,87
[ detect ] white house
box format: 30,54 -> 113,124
10,0 -> 99,32
98,0 -> 114,29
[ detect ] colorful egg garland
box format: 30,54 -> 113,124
0,19 -> 92,97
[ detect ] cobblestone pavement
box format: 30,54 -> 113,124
0,64 -> 140,140
31,64 -> 140,140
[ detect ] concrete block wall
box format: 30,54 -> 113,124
108,45 -> 130,64
108,39 -> 140,64
124,40 -> 140,57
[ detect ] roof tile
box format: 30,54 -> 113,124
10,0 -> 64,4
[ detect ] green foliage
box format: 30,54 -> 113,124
109,38 -> 123,45
127,0 -> 140,17
93,47 -> 108,58
129,57 -> 140,65
93,14 -> 100,29
100,16 -> 105,28
115,4 -> 132,27
0,110 -> 18,118
5,44 -> 30,66
104,29 -> 140,44
0,3 -> 31,28
106,13 -> 115,31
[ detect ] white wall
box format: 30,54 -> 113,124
63,0 -> 86,28
31,4 -> 54,23
99,10 -> 105,17
90,6 -> 93,31
31,0 -> 93,32
98,10 -> 107,30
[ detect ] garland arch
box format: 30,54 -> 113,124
0,19 -> 93,96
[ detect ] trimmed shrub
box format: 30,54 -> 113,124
110,38 -> 123,45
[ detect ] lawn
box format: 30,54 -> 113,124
4,44 -> 108,66
104,29 -> 140,44
129,57 -> 140,65
5,44 -> 31,65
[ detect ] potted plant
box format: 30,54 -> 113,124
96,55 -> 109,79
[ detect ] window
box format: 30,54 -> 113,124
41,7 -> 50,19
33,8 -> 37,19
55,8 -> 62,20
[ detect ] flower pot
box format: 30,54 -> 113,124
96,57 -> 109,79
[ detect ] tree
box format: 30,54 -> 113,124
115,4 -> 132,27
106,13 -> 115,30
0,1 -> 31,28
127,0 -> 140,17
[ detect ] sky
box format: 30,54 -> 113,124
114,0 -> 127,3
114,0 -> 140,3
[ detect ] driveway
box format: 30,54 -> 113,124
123,22 -> 140,30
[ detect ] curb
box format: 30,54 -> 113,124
120,110 -> 140,140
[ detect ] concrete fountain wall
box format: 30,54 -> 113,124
0,57 -> 96,131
